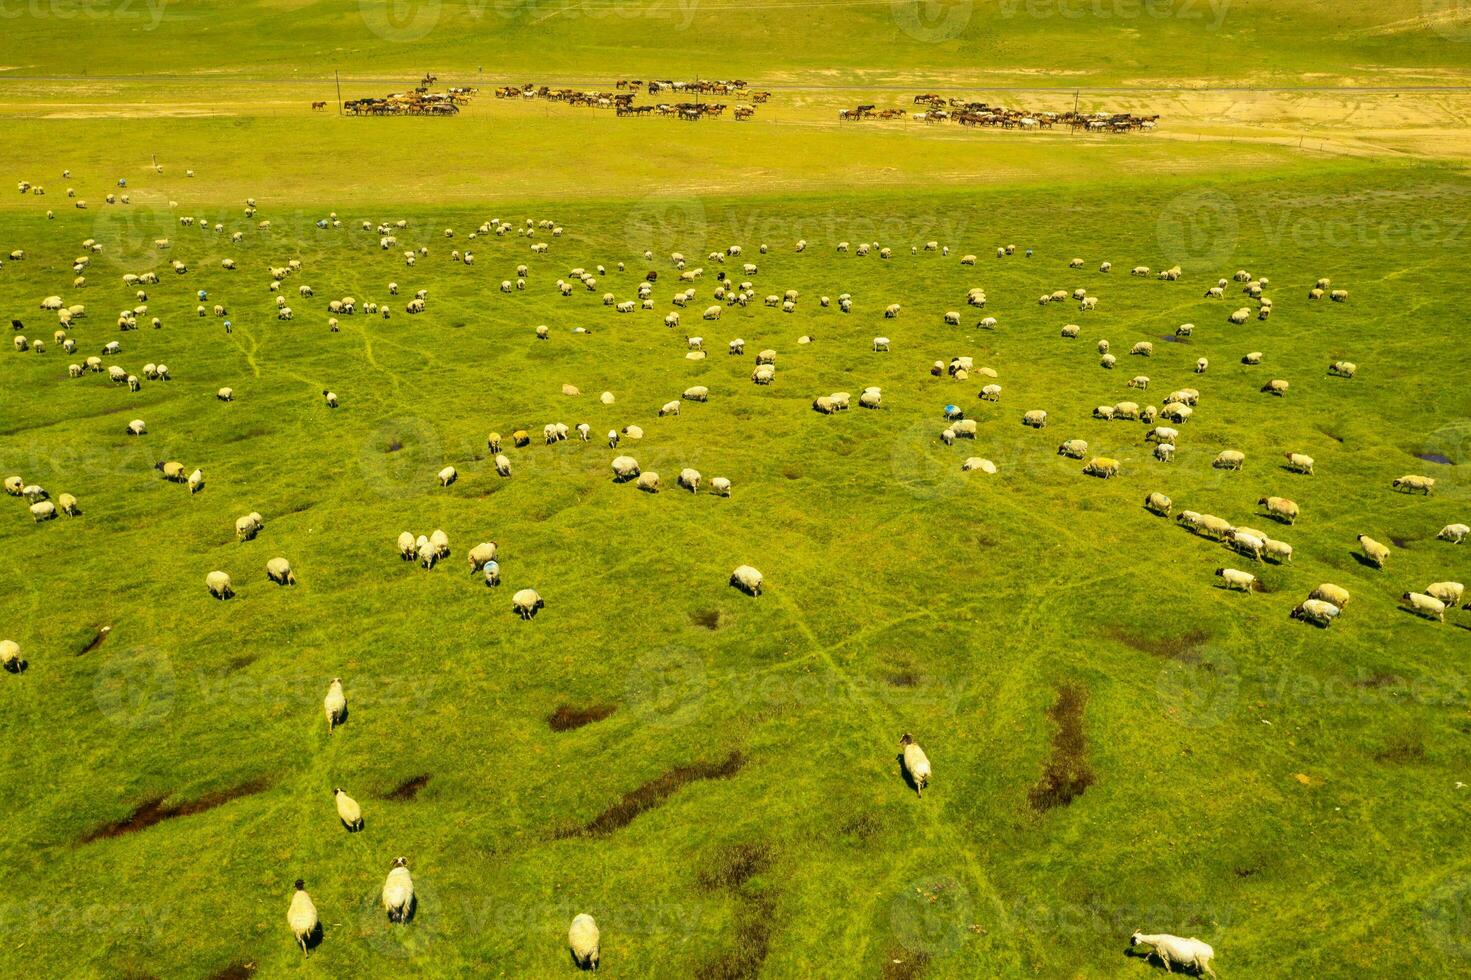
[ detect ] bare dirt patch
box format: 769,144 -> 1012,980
1106,627 -> 1210,663
698,842 -> 775,892
548,703 -> 617,731
1028,684 -> 1096,813
80,778 -> 270,842
385,774 -> 432,800
690,609 -> 722,630
558,751 -> 744,838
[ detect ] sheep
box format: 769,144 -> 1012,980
1284,453 -> 1315,475
622,425 -> 644,441
1023,410 -> 1047,428
21,484 -> 48,502
1100,354 -> 1117,370
1145,426 -> 1177,445
814,396 -> 838,415
323,391 -> 338,408
236,514 -> 263,541
678,468 -> 702,493
1058,439 -> 1088,459
1310,584 -> 1350,608
899,733 -> 931,797
1093,405 -> 1116,421
1438,523 -> 1469,544
58,493 -> 79,516
1153,443 -> 1175,463
752,365 -> 776,385
0,639 -> 21,673
1127,376 -> 1149,390
435,465 -> 458,488
29,500 -> 56,522
872,336 -> 890,352
513,588 -> 545,619
1231,531 -> 1266,562
659,400 -> 681,418
884,303 -> 901,318
1392,475 -> 1435,495
397,531 -> 417,561
267,557 -> 297,585
1129,342 -> 1153,357
1228,308 -> 1251,325
569,913 -> 601,971
1145,492 -> 1173,517
206,571 -> 234,599
68,363 -> 82,378
288,881 -> 319,954
334,788 -> 363,831
576,423 -> 591,441
1292,599 -> 1341,627
711,477 -> 732,497
730,564 -> 763,596
1079,296 -> 1098,312
1427,582 -> 1465,607
1198,515 -> 1235,541
1215,568 -> 1259,592
513,430 -> 532,448
1261,379 -> 1289,397
417,540 -> 439,569
1259,496 -> 1299,524
382,858 -> 414,923
1058,324 -> 1081,340
636,472 -> 661,493
1128,932 -> 1216,978
1083,457 -> 1120,479
1113,402 -> 1140,421
859,389 -> 882,409
1213,450 -> 1245,471
1330,289 -> 1349,302
487,433 -> 501,453
217,387 -> 234,401
611,456 -> 640,481
1402,592 -> 1447,622
1328,361 -> 1357,378
1195,357 -> 1208,374
729,339 -> 745,355
1357,534 -> 1390,569
961,457 -> 997,473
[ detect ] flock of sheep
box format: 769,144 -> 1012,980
4,167 -> 1465,973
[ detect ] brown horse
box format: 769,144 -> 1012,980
311,101 -> 327,112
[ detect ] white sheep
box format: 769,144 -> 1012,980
711,477 -> 731,497
1215,568 -> 1258,592
961,457 -> 997,473
1426,582 -> 1465,607
1392,475 -> 1435,495
1,639 -> 21,673
1292,599 -> 1341,627
1284,452 -> 1315,475
569,914 -> 600,971
1213,450 -> 1245,471
495,454 -> 512,477
1402,592 -> 1447,622
468,542 -> 498,572
513,588 -> 545,619
1129,932 -> 1216,978
899,733 -> 931,797
288,880 -> 319,954
1357,534 -> 1390,569
730,564 -> 763,595
334,788 -> 363,831
678,468 -> 702,493
1438,523 -> 1469,544
324,678 -> 346,731
206,571 -> 234,599
382,857 -> 414,923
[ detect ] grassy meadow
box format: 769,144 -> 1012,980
3,0 -> 1471,976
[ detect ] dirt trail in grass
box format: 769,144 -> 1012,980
80,777 -> 272,843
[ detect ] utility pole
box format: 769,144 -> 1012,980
336,70 -> 344,115
1071,88 -> 1080,134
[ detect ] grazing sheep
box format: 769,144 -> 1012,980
1194,357 -> 1208,374
1146,426 -> 1178,445
1083,457 -> 1120,479
569,913 -> 600,971
1130,342 -> 1153,357
21,483 -> 47,502
1231,530 -> 1266,561
513,430 -> 531,448
859,389 -> 881,409
1128,932 -> 1216,979
1153,443 -> 1175,463
382,858 -> 414,923
397,532 -> 416,561
437,465 -> 457,487
683,386 -> 709,403
29,500 -> 56,522
1392,475 -> 1435,495
1259,496 -> 1299,524
513,589 -> 545,619
267,557 -> 296,585
1262,379 -> 1289,396
58,493 -> 79,516
1100,354 -> 1116,370
468,542 -> 497,573
899,733 -> 931,797
1284,453 -> 1315,475
1438,523 -> 1469,544
1330,289 -> 1348,302
1402,592 -> 1447,622
1080,296 -> 1098,312
1216,568 -> 1259,592
334,788 -> 363,831
1213,450 -> 1245,471
126,419 -> 146,436
611,456 -> 640,481
961,457 -> 997,473
1145,492 -> 1172,516
206,571 -> 234,599
678,468 -> 701,493
711,477 -> 731,497
884,304 -> 901,318
494,454 -> 512,477
236,513 -> 263,541
1427,582 -> 1465,607
1262,537 -> 1293,563
1228,308 -> 1251,325
1328,361 -> 1356,379
323,678 -> 347,732
872,336 -> 890,352
1310,584 -> 1351,608
729,339 -> 745,355
1022,409 -> 1047,428
1357,534 -> 1390,569
1058,439 -> 1088,459
636,472 -> 661,493
1,639 -> 22,673
1127,376 -> 1149,390
622,425 -> 644,440
217,387 -> 234,402
323,391 -> 338,408
417,541 -> 439,569
288,881 -> 319,954
730,564 -> 763,596
659,400 -> 681,417
1292,599 -> 1341,627
1093,405 -> 1116,421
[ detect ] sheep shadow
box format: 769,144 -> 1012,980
1349,552 -> 1382,570
569,949 -> 597,971
4,658 -> 28,674
301,922 -> 323,954
387,894 -> 418,925
895,753 -> 921,794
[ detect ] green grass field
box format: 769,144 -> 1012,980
3,1 -> 1471,977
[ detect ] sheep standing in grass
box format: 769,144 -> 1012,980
1357,534 -> 1390,569
1145,492 -> 1172,516
323,391 -> 338,408
267,557 -> 296,585
1129,932 -> 1216,978
1259,496 -> 1298,524
237,513 -> 263,541
1284,453 -> 1315,475
397,531 -> 416,560
206,571 -> 234,599
1393,475 -> 1435,495
1083,457 -> 1120,479
324,678 -> 346,731
1293,599 -> 1341,627
382,858 -> 414,923
711,477 -> 731,497
1439,523 -> 1469,544
1213,450 -> 1245,471
513,589 -> 545,619
569,914 -> 600,971
1427,582 -> 1465,607
334,788 -> 363,831
495,454 -> 512,477
1,639 -> 21,673
730,565 -> 763,595
1403,592 -> 1447,622
899,733 -> 931,797
288,880 -> 319,954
